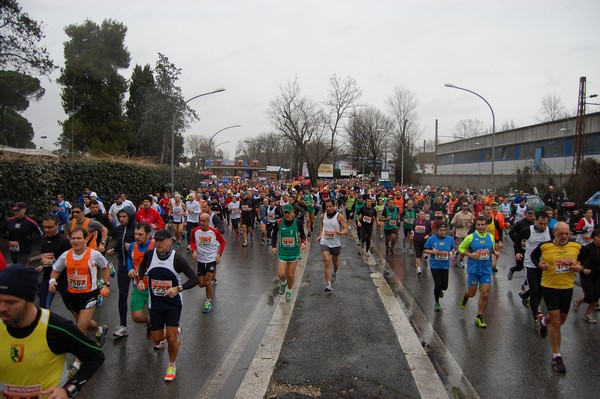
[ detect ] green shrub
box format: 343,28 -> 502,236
0,156 -> 196,221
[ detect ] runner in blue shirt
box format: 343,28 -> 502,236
424,223 -> 456,312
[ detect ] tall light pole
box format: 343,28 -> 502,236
170,88 -> 225,191
377,128 -> 403,185
208,125 -> 241,161
445,83 -> 496,192
41,135 -> 47,150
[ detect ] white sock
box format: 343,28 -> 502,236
95,326 -> 103,337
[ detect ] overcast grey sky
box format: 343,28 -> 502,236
22,0 -> 600,157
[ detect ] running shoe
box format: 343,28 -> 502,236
536,314 -> 547,338
416,267 -> 422,276
507,269 -> 514,281
365,250 -> 371,257
211,278 -> 218,286
203,300 -> 212,313
519,290 -> 530,308
307,231 -> 312,237
325,282 -> 333,292
279,280 -> 287,295
113,325 -> 129,338
67,364 -> 79,380
386,247 -> 390,254
242,241 -> 248,247
551,356 -> 566,373
409,248 -> 414,256
153,339 -> 166,350
186,246 -> 192,251
573,301 -> 580,312
285,289 -> 292,302
164,363 -> 177,382
492,268 -> 498,273
475,316 -> 487,328
95,325 -> 108,347
434,302 -> 441,312
583,314 -> 597,323
459,296 -> 468,309
331,272 -> 336,283
146,323 -> 152,340
176,241 -> 182,248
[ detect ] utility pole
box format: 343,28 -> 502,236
572,76 -> 586,174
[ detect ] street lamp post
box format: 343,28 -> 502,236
377,128 -> 403,186
170,88 -> 225,191
445,83 -> 496,192
41,136 -> 47,150
208,125 -> 241,161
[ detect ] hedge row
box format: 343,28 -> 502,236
0,157 -> 196,222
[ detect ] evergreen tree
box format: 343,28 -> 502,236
57,19 -> 132,155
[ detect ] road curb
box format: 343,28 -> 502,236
233,241 -> 311,399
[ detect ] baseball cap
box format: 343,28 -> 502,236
50,201 -> 59,206
282,204 -> 294,212
154,229 -> 172,241
526,206 -> 535,213
491,202 -> 499,206
12,202 -> 26,211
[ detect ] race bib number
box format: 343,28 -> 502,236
68,274 -> 88,291
476,249 -> 490,260
151,279 -> 172,296
282,237 -> 295,247
232,208 -> 241,214
435,251 -> 449,261
425,215 -> 431,220
8,241 -> 19,252
362,216 -> 372,224
555,259 -> 572,274
415,225 -> 425,233
1,383 -> 42,399
241,205 -> 250,211
389,220 -> 397,226
405,218 -> 414,224
173,209 -> 182,215
198,236 -> 212,245
268,216 -> 275,222
324,231 -> 335,239
583,236 -> 592,242
435,211 -> 443,217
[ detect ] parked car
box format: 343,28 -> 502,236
507,194 -> 546,213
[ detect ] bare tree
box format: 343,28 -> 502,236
454,118 -> 486,138
235,132 -> 292,167
345,107 -> 394,174
536,94 -> 569,122
184,134 -> 209,159
386,87 -> 421,182
267,75 -> 361,180
500,119 -> 517,131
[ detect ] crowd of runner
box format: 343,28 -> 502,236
1,178 -> 599,396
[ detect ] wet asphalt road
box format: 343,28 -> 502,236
370,232 -> 600,399
46,230 -> 282,399
13,221 -> 600,398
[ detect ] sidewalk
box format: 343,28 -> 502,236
236,231 -> 449,399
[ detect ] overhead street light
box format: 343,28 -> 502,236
445,83 -> 496,192
170,88 -> 225,190
209,125 -> 241,161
